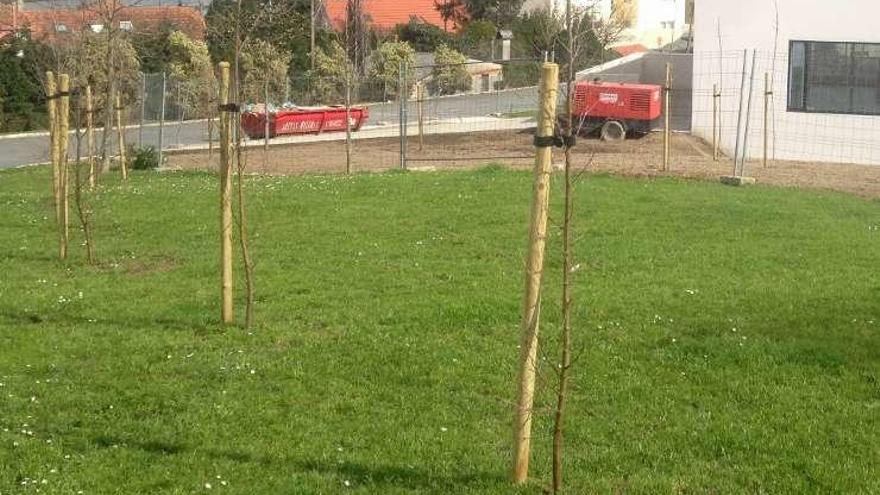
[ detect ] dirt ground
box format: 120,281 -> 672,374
167,130 -> 880,199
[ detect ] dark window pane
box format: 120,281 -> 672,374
789,41 -> 806,110
806,42 -> 851,112
788,40 -> 880,115
852,43 -> 880,114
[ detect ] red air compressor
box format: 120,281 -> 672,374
570,80 -> 662,140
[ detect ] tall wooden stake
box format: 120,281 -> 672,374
58,74 -> 70,260
46,72 -> 60,225
663,63 -> 671,171
86,85 -> 96,189
218,62 -> 234,324
763,72 -> 771,169
712,83 -> 719,161
512,62 -> 559,485
345,71 -> 353,174
115,93 -> 128,180
263,79 -> 270,170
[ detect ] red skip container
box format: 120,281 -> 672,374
241,105 -> 369,139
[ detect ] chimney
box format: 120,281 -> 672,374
14,0 -> 23,30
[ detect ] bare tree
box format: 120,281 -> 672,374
72,87 -> 97,265
344,0 -> 369,77
551,1 -> 620,492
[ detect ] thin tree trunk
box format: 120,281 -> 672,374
73,88 -> 97,265
115,93 -> 128,180
552,4 -> 576,491
235,141 -> 255,329
233,1 -> 255,328
86,85 -> 96,189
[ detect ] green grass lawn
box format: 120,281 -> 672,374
0,165 -> 878,494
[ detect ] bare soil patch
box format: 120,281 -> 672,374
166,130 -> 880,199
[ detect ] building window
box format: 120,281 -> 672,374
55,23 -> 68,32
119,20 -> 133,31
788,40 -> 880,115
90,23 -> 104,33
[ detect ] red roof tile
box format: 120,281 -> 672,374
8,3 -> 205,42
324,0 -> 454,32
0,5 -> 17,37
612,43 -> 648,57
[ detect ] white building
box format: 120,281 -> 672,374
691,0 -> 880,166
521,0 -> 690,50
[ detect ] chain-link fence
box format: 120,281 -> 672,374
163,59 -> 545,174
693,48 -> 880,169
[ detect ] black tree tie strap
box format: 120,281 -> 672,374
217,103 -> 240,113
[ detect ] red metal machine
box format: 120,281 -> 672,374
570,80 -> 662,140
241,105 -> 369,139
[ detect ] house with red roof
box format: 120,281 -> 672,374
0,0 -> 205,42
323,0 -> 455,33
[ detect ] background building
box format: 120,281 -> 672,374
691,0 -> 880,165
522,0 -> 691,50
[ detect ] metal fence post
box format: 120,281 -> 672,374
398,63 -> 407,170
402,63 -> 408,170
739,49 -> 757,177
158,71 -> 166,168
733,49 -> 748,176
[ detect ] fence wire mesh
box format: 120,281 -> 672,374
692,49 -> 880,169
164,60 -> 544,174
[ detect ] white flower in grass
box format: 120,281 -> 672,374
440,427 -> 448,432
343,480 -> 351,487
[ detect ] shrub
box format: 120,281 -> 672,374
430,44 -> 472,95
394,20 -> 452,52
129,145 -> 160,170
369,41 -> 415,98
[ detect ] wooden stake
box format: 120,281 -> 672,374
712,83 -> 719,161
663,63 -> 671,171
46,72 -> 59,225
115,93 -> 128,180
218,62 -> 234,325
345,72 -> 352,174
86,85 -> 96,189
763,72 -> 771,169
512,62 -> 559,485
58,74 -> 70,260
263,79 -> 270,170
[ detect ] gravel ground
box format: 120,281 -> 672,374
166,130 -> 880,199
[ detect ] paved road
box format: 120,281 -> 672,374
0,88 -> 540,169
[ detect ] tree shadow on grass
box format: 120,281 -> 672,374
0,308 -> 219,335
292,458 -> 508,491
85,434 -> 506,492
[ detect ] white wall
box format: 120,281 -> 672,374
521,0 -> 687,50
634,0 -> 687,45
692,0 -> 880,166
